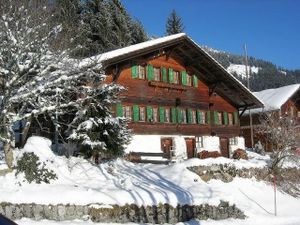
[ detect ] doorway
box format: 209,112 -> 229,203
185,138 -> 196,158
161,138 -> 173,159
220,137 -> 229,158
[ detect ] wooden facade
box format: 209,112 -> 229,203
101,34 -> 263,159
241,85 -> 300,151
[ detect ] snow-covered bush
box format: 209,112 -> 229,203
16,152 -> 57,184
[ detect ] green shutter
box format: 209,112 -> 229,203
224,112 -> 228,125
146,106 -> 153,122
161,67 -> 167,82
234,111 -> 239,125
177,108 -> 183,124
187,108 -> 192,124
193,75 -> 198,87
159,107 -> 165,123
131,65 -> 138,78
181,71 -> 187,86
214,111 -> 219,125
168,68 -> 174,83
116,103 -> 123,117
206,111 -> 211,124
197,110 -> 202,124
171,108 -> 177,123
147,64 -> 154,81
133,105 -> 139,121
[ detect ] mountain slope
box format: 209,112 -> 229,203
203,46 -> 300,91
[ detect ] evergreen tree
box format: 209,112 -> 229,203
166,9 -> 184,35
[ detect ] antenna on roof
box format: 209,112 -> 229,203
244,44 -> 254,149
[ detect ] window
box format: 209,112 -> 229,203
298,111 -> 300,117
182,109 -> 187,124
165,108 -> 170,123
198,111 -> 206,124
228,113 -> 233,125
173,71 -> 179,84
191,110 -> 197,124
153,67 -> 160,81
229,137 -> 238,145
186,74 -> 192,86
122,106 -> 132,120
218,112 -> 223,125
139,106 -> 145,121
153,107 -> 158,122
137,65 -> 146,79
196,136 -> 204,148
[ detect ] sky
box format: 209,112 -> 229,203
122,0 -> 300,70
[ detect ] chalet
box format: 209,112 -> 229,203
241,84 -> 300,151
93,33 -> 263,160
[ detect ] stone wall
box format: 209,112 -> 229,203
188,164 -> 300,196
0,201 -> 245,223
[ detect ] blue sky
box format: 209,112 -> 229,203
122,0 -> 300,70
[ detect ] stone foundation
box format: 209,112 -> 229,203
0,201 -> 245,223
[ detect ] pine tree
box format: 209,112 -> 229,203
166,9 -> 184,35
0,0 -> 131,168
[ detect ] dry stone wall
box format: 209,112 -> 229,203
0,201 -> 245,223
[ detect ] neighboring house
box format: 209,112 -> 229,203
241,84 -> 300,151
95,33 -> 263,159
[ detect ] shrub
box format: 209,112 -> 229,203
232,149 -> 248,160
16,152 -> 57,183
198,151 -> 222,159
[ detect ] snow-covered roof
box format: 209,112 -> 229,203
255,84 -> 300,110
82,33 -> 263,109
248,84 -> 300,114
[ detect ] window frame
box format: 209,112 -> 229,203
186,74 -> 192,86
139,106 -> 146,121
137,65 -> 146,79
153,107 -> 158,123
165,108 -> 171,123
153,67 -> 161,81
122,105 -> 132,120
229,137 -> 238,145
173,70 -> 180,84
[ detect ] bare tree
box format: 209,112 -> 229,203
257,111 -> 298,215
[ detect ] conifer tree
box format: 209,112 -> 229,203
166,9 -> 184,35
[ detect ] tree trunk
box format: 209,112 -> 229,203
3,141 -> 14,168
1,120 -> 15,169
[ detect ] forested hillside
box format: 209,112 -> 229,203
203,47 -> 300,91
52,0 -> 148,57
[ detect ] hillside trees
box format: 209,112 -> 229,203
166,9 -> 184,35
0,0 -> 130,168
52,0 -> 148,57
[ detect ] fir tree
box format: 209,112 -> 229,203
166,9 -> 184,35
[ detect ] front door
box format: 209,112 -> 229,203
185,138 -> 196,158
220,137 -> 229,158
161,138 -> 173,159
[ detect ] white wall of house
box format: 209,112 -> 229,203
125,134 -> 189,159
196,136 -> 220,153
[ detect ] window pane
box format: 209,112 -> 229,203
187,74 -> 192,86
138,65 -> 145,79
192,110 -> 196,124
153,67 -> 160,81
153,107 -> 158,122
173,71 -> 179,84
182,109 -> 187,124
165,108 -> 170,123
139,107 -> 145,121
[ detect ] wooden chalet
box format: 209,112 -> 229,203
241,84 -> 300,151
93,33 -> 263,160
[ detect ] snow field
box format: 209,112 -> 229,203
1,136 -> 300,225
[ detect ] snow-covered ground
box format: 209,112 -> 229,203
1,136 -> 300,225
227,63 -> 260,79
